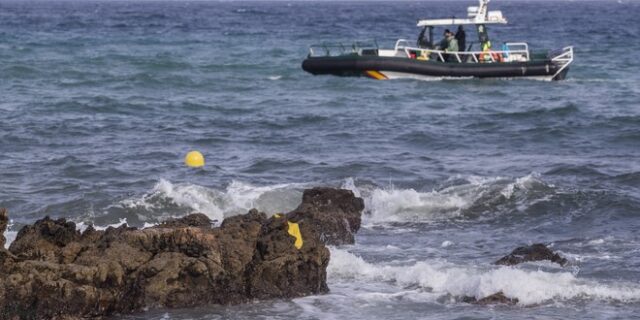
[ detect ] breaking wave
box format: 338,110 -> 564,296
343,174 -> 555,223
2,173 -> 572,247
111,179 -> 305,224
328,248 -> 640,306
108,172 -> 561,228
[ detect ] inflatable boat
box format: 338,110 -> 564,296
302,0 -> 573,81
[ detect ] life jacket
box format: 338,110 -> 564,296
417,50 -> 429,61
491,51 -> 503,62
480,41 -> 492,62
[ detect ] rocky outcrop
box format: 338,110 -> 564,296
495,243 -> 567,266
463,292 -> 518,305
286,187 -> 365,245
0,187 -> 363,319
0,208 -> 7,248
154,213 -> 213,229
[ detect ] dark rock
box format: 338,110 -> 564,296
287,187 -> 365,245
0,208 -> 7,248
8,216 -> 81,263
247,215 -> 329,299
463,292 -> 518,305
495,243 -> 567,266
155,213 -> 213,229
0,187 -> 358,319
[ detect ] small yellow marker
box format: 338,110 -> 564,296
287,221 -> 303,249
185,151 -> 205,168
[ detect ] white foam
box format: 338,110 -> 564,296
328,248 -> 640,306
358,173 -> 550,224
76,218 -> 129,233
268,75 -> 282,80
588,239 -> 606,245
142,222 -> 157,229
365,187 -> 468,223
116,179 -> 304,223
3,220 -> 17,248
441,240 -> 454,248
340,177 -> 361,198
4,231 -> 17,249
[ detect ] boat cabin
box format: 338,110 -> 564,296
391,0 -> 531,63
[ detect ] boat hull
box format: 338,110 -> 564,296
302,56 -> 569,81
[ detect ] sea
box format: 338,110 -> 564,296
1,0 -> 640,319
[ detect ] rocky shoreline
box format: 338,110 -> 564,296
0,188 -> 364,319
0,186 -> 570,319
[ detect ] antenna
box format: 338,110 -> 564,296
476,0 -> 490,22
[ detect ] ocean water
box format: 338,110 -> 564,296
1,0 -> 640,318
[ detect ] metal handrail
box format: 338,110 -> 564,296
550,46 -> 574,79
395,44 -> 530,63
393,39 -> 530,63
394,39 -> 413,51
504,42 -> 529,61
309,40 -> 379,57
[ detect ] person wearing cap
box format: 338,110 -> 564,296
436,29 -> 452,62
438,29 -> 451,51
444,31 -> 459,62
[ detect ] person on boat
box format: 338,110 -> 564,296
455,26 -> 466,52
444,31 -> 459,62
437,29 -> 451,51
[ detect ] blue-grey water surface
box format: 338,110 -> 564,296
1,1 -> 640,319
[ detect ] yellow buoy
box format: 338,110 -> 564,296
287,221 -> 303,249
184,151 -> 205,168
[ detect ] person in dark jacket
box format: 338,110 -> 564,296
455,25 -> 466,52
438,29 -> 451,50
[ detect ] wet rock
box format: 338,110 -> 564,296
463,292 -> 518,305
155,213 -> 213,228
287,187 -> 365,245
0,208 -> 7,248
0,187 -> 359,319
247,215 -> 329,299
8,216 -> 81,263
495,243 -> 567,266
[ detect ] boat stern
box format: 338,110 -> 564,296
550,46 -> 574,81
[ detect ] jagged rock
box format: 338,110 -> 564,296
287,187 -> 365,245
495,243 -> 567,266
463,292 -> 518,305
8,216 -> 81,263
155,213 -> 213,228
0,187 -> 361,319
0,208 -> 7,248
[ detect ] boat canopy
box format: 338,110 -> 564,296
416,0 -> 507,27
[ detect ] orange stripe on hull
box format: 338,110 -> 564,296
365,70 -> 388,80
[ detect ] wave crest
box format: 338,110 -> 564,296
328,248 -> 640,306
113,179 -> 303,223
346,174 -> 553,223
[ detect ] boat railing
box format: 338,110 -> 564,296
550,46 -> 574,79
394,39 -> 414,51
309,40 -> 379,57
394,39 -> 531,63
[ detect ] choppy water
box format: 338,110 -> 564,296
1,0 -> 640,319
